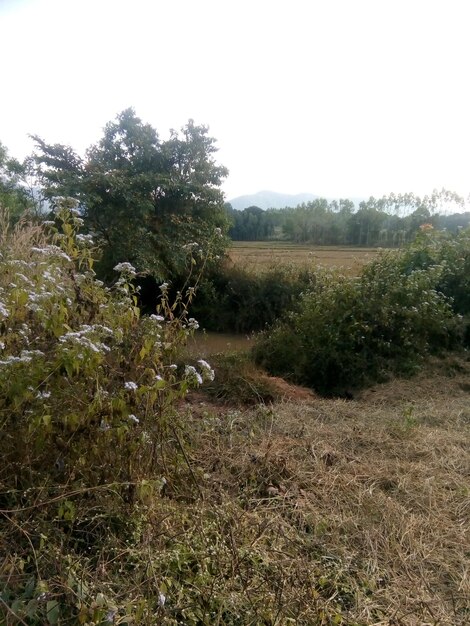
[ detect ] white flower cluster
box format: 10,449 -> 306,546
59,324 -> 114,356
124,381 -> 138,391
0,301 -> 9,320
149,314 -> 165,322
113,262 -> 136,277
31,245 -> 72,262
0,349 -> 45,367
36,390 -> 51,399
197,359 -> 215,382
14,273 -> 34,288
76,233 -> 95,246
184,359 -> 215,386
185,365 -> 203,385
187,318 -> 199,330
27,290 -> 55,313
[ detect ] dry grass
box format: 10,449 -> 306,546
187,356 -> 470,624
1,357 -> 468,624
228,241 -> 380,274
0,206 -> 45,253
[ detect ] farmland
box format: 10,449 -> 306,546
227,241 -> 380,274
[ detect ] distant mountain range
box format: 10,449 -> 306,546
228,190 -> 366,211
228,191 -> 320,211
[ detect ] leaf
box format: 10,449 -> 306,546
46,600 -> 60,625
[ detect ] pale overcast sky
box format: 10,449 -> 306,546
0,0 -> 469,201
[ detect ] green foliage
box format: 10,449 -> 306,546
254,231 -> 467,395
399,227 -> 470,316
32,109 -> 229,280
192,264 -> 315,333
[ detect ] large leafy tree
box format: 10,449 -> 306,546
33,109 -> 229,279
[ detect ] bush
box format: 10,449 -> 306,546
254,236 -> 465,395
0,204 -> 215,623
400,227 -> 470,344
190,263 -> 315,333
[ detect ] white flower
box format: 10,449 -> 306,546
128,414 -> 140,424
31,245 -> 71,262
76,233 -> 94,245
158,592 -> 166,607
0,350 -> 44,366
198,359 -> 215,382
150,314 -> 165,322
185,365 -> 203,385
0,302 -> 9,319
36,390 -> 51,399
187,318 -> 199,330
124,381 -> 138,391
113,262 -> 136,276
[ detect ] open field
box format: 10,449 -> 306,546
186,330 -> 254,357
228,241 -> 381,274
182,356 -> 470,624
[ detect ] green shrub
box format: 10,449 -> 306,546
400,227 -> 470,315
254,239 -> 464,395
191,263 -> 315,333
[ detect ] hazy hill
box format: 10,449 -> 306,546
228,190 -> 319,211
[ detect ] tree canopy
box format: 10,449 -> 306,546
33,109 -> 229,279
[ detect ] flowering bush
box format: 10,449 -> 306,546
0,203 -> 211,489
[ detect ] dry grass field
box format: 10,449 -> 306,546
228,241 -> 380,274
183,355 -> 470,624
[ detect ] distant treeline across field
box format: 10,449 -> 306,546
226,191 -> 470,247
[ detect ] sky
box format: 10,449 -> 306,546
0,0 -> 469,201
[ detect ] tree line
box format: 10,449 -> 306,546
2,110 -> 470,279
227,192 -> 470,247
